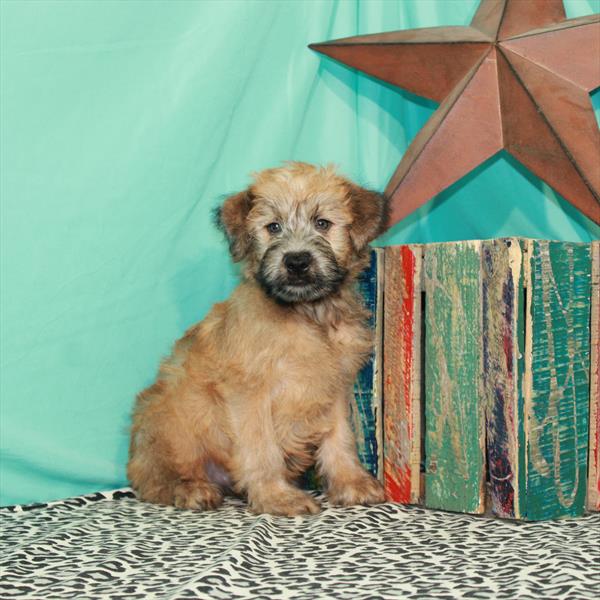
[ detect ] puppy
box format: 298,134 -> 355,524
127,162 -> 387,516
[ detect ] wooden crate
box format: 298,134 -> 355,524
380,238 -> 594,519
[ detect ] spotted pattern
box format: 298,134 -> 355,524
2,490 -> 599,599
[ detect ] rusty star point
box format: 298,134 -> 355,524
310,0 -> 600,227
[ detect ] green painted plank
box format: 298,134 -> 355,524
350,248 -> 384,479
588,241 -> 600,511
424,241 -> 485,514
524,240 -> 591,520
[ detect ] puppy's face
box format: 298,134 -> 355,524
216,163 -> 387,304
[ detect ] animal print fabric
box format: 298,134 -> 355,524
1,490 -> 599,599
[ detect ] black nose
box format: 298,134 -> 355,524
284,252 -> 312,275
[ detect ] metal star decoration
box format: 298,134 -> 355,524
310,0 -> 600,228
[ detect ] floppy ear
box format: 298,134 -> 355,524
347,184 -> 389,251
213,190 -> 254,262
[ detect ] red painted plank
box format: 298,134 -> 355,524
383,245 -> 422,504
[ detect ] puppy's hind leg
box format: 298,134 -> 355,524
129,435 -> 225,510
128,386 -> 225,510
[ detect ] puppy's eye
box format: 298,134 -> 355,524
315,218 -> 332,232
266,222 -> 282,234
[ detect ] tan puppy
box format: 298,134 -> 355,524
128,162 -> 387,516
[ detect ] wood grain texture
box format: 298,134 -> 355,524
423,241 -> 485,514
351,248 -> 384,479
383,245 -> 422,504
587,241 -> 599,511
481,238 -> 525,518
524,240 -> 591,520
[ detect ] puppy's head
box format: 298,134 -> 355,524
215,162 -> 387,304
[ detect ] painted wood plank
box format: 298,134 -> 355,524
481,238 -> 525,518
423,241 -> 485,514
383,245 -> 422,504
524,240 -> 591,520
587,240 -> 599,511
351,248 -> 384,479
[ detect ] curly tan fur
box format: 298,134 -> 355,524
128,162 -> 387,516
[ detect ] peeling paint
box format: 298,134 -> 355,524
482,239 -> 523,518
525,240 -> 591,520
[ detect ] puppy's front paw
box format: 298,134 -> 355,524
328,472 -> 385,507
249,484 -> 321,517
174,481 -> 223,510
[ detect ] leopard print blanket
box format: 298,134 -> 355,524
2,490 -> 599,599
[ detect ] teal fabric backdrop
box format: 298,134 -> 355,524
1,0 -> 599,505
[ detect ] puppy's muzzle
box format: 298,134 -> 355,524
283,252 -> 312,279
